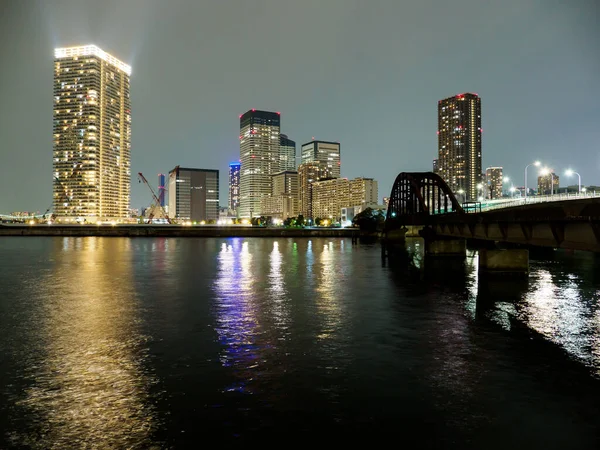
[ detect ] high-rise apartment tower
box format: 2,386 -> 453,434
436,93 -> 482,201
53,45 -> 131,221
239,109 -> 281,217
485,167 -> 503,200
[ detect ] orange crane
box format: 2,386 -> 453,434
138,172 -> 172,224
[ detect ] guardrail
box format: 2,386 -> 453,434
478,192 -> 600,212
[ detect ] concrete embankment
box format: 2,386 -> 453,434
0,224 -> 360,238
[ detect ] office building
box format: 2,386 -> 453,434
239,109 -> 281,217
228,162 -> 241,215
485,167 -> 503,200
298,163 -> 330,218
537,172 -> 559,196
168,166 -> 219,222
158,174 -> 166,207
349,177 -> 378,208
301,140 -> 341,178
433,159 -> 438,174
436,93 -> 482,201
279,134 -> 296,172
53,45 -> 131,221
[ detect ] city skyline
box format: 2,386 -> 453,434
0,0 -> 598,212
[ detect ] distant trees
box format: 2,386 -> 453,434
352,207 -> 385,233
282,215 -> 306,228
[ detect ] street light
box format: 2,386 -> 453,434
524,161 -> 541,200
565,169 -> 581,194
509,186 -> 517,198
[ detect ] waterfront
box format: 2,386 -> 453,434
1,237 -> 599,448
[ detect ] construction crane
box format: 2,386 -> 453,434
138,172 -> 172,224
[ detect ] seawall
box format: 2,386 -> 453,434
0,224 -> 360,238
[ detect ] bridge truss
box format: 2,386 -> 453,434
385,172 -> 464,227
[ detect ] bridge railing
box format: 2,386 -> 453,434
477,191 -> 600,212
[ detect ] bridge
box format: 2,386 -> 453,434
384,172 -> 600,272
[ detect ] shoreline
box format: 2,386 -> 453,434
0,224 -> 361,238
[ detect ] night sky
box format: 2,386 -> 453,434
0,0 -> 598,212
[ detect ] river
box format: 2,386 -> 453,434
0,237 -> 599,448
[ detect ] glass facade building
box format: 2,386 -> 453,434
53,45 -> 131,221
239,110 -> 281,218
168,167 -> 219,222
300,140 -> 341,179
279,134 -> 296,172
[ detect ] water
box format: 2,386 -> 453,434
1,237 -> 599,448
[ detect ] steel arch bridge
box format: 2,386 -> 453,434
385,172 -> 464,229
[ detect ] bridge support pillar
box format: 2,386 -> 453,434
385,227 -> 408,243
425,238 -> 466,257
478,249 -> 528,275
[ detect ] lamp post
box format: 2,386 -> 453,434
524,161 -> 541,201
565,169 -> 581,194
477,183 -> 484,201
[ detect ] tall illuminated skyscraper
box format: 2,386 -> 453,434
437,93 -> 482,201
228,162 -> 241,214
239,109 -> 280,217
279,134 -> 296,172
53,45 -> 131,221
301,140 -> 341,178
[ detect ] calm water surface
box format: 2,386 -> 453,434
1,237 -> 600,448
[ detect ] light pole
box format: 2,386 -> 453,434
477,183 -> 484,201
565,169 -> 581,194
503,176 -> 510,198
524,161 -> 541,200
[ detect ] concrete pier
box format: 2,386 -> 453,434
385,227 -> 408,243
478,248 -> 529,274
425,238 -> 466,256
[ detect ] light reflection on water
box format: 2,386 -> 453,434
433,243 -> 600,375
6,238 -> 158,449
520,265 -> 600,374
2,237 -> 600,447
